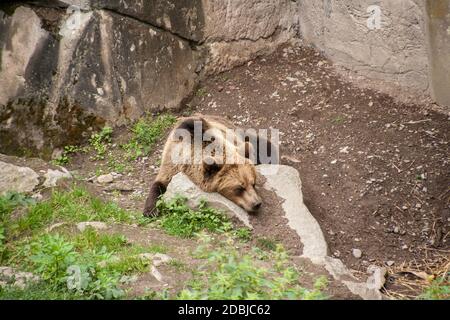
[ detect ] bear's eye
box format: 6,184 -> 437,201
234,186 -> 245,195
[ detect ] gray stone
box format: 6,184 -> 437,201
104,182 -> 134,192
97,174 -> 114,184
0,161 -> 40,195
0,266 -> 40,289
139,253 -> 173,267
257,165 -> 328,261
352,248 -> 362,259
76,221 -> 108,232
366,265 -> 387,290
43,168 -> 72,188
163,172 -> 252,228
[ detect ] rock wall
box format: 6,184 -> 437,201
297,0 -> 431,97
0,0 -> 446,156
0,0 -> 298,157
426,0 -> 450,107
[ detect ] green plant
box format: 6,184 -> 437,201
52,145 -> 85,165
7,187 -> 133,237
196,87 -> 208,97
0,282 -> 83,300
29,234 -> 78,285
331,115 -> 345,125
234,228 -> 252,242
175,237 -> 328,300
0,192 -> 35,260
256,237 -> 278,251
156,197 -> 232,238
122,114 -> 176,160
0,223 -> 5,256
5,229 -> 156,300
107,157 -> 127,174
90,126 -> 113,160
420,275 -> 450,300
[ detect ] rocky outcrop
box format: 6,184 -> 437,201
0,1 -> 298,157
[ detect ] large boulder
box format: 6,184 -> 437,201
0,161 -> 40,195
0,4 -> 201,157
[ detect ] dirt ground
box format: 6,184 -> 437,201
65,44 -> 449,298
189,45 -> 449,273
191,44 -> 450,270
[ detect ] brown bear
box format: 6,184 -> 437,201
143,115 -> 278,217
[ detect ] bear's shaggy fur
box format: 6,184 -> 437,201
143,115 -> 276,217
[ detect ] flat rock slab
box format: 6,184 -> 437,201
257,165 -> 328,261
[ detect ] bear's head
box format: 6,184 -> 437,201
203,158 -> 262,213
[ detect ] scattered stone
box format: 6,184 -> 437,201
0,267 -> 40,289
43,168 -> 72,188
366,265 -> 387,290
0,161 -> 39,195
386,260 -> 395,267
97,174 -> 114,184
281,155 -> 301,163
352,249 -> 362,259
45,222 -> 67,233
76,221 -> 108,232
151,265 -> 164,282
31,193 -> 43,202
139,253 -> 173,267
104,182 -> 134,192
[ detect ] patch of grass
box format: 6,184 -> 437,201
420,275 -> 450,300
0,282 -> 84,300
107,157 -> 128,174
2,228 -> 156,300
122,114 -> 176,160
73,228 -> 128,253
52,145 -> 85,166
171,237 -> 328,300
0,192 -> 36,259
168,259 -> 189,272
233,228 -> 252,242
155,197 -> 232,238
331,115 -> 345,125
195,87 -> 208,97
2,187 -> 134,241
256,236 -> 278,251
90,126 -> 113,160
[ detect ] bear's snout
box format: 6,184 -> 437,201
251,201 -> 262,212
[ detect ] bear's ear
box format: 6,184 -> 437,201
177,117 -> 209,135
203,157 -> 223,178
